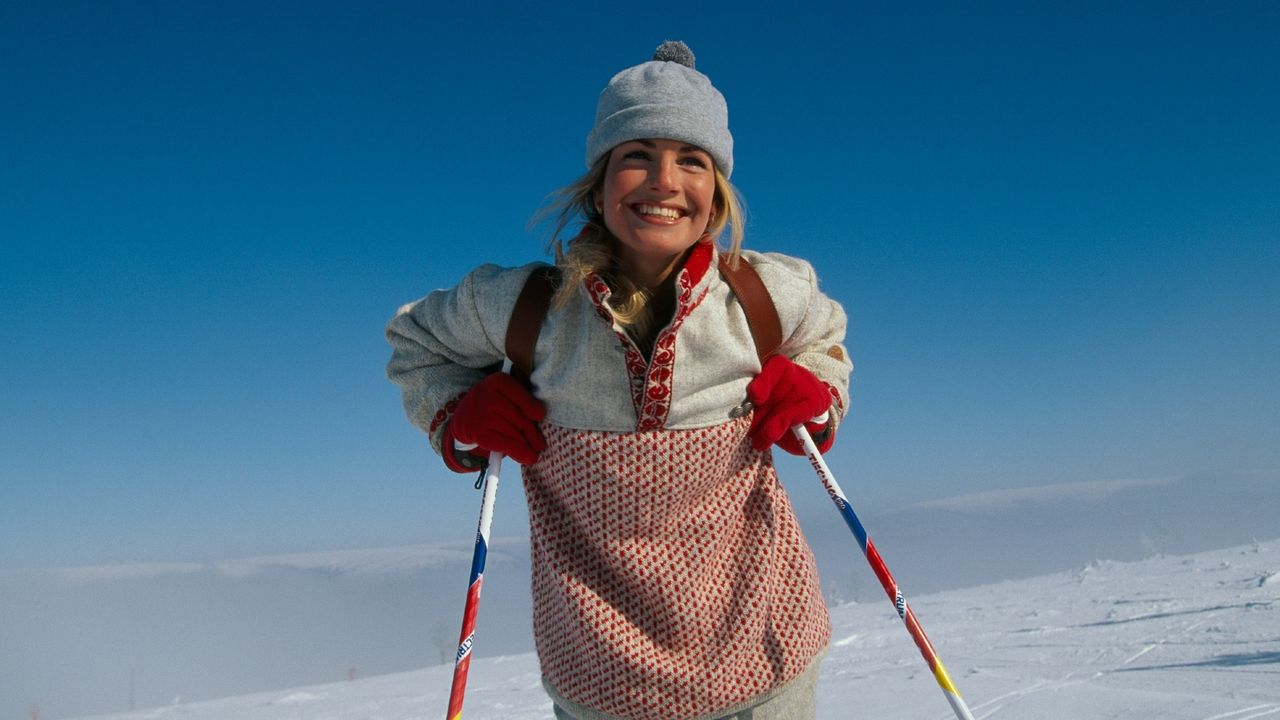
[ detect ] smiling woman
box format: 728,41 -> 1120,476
599,139 -> 716,288
549,137 -> 729,355
386,41 -> 852,720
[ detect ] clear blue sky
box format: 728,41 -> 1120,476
2,1 -> 1277,569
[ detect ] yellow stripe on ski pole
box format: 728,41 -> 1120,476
935,660 -> 976,720
934,660 -> 960,694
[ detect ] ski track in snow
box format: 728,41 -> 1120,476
968,607 -> 1223,718
1202,707 -> 1280,720
64,540 -> 1280,720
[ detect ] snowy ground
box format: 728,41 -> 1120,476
69,539 -> 1280,720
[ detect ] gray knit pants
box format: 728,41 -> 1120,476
550,659 -> 820,720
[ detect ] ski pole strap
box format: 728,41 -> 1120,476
505,265 -> 560,386
716,254 -> 782,363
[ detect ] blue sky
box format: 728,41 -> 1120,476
2,1 -> 1277,569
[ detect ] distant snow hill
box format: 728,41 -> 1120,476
4,539 -> 538,720
69,539 -> 1279,720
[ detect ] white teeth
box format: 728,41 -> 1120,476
635,204 -> 681,220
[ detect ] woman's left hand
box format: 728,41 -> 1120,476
746,355 -> 835,455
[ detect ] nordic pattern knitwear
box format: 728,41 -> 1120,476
727,656 -> 821,720
549,652 -> 823,720
523,417 -> 831,720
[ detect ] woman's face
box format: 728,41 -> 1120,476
596,138 -> 717,287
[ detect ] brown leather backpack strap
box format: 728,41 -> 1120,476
717,254 -> 782,363
505,265 -> 560,385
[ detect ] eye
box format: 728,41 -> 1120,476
622,149 -> 651,161
679,155 -> 709,169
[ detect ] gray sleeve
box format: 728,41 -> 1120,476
753,252 -> 854,427
384,263 -> 533,456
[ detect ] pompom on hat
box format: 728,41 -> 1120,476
585,41 -> 734,177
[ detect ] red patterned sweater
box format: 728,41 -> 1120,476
526,419 -> 830,719
386,240 -> 851,718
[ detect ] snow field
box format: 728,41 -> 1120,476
71,539 -> 1279,720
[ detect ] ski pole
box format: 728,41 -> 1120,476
446,363 -> 512,720
792,425 -> 976,720
445,452 -> 501,720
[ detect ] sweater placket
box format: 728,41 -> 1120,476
584,245 -> 715,432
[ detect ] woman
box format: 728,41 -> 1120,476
387,41 -> 852,720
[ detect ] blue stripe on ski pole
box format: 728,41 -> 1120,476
806,451 -> 871,553
834,496 -> 871,554
468,531 -> 488,586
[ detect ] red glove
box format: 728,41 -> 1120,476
746,355 -> 835,455
443,373 -> 546,471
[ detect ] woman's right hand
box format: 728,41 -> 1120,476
443,373 -> 547,471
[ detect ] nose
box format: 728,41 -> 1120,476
648,152 -> 679,192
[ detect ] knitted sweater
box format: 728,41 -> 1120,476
386,240 -> 852,719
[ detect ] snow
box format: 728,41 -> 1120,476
65,539 -> 1279,720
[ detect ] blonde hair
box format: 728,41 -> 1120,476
536,157 -> 746,339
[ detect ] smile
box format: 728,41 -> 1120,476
631,203 -> 685,221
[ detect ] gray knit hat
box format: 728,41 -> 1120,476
585,41 -> 733,177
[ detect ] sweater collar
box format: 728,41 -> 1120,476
584,237 -> 719,314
